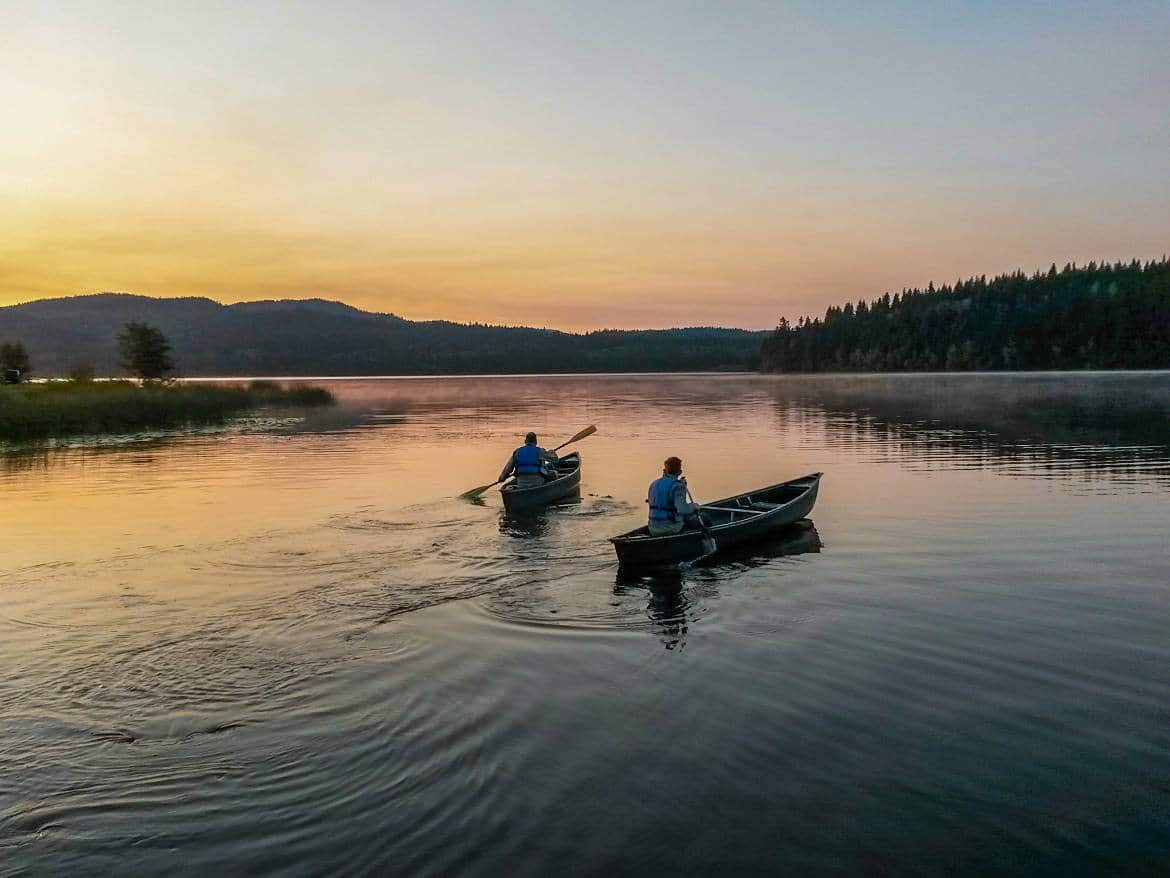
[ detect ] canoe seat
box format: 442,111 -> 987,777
750,502 -> 781,511
702,505 -> 764,515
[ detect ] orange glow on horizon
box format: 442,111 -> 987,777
3,3 -> 1167,331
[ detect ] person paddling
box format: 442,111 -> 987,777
499,432 -> 559,488
647,456 -> 702,535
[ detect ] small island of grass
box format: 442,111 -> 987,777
1,320 -> 334,443
0,380 -> 335,443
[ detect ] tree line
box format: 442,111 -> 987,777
760,258 -> 1170,372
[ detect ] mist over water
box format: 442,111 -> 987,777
3,373 -> 1169,875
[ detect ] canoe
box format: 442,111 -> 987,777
501,452 -> 582,514
609,472 -> 822,568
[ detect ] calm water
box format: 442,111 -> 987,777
3,373 -> 1170,876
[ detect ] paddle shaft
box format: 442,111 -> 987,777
685,484 -> 715,539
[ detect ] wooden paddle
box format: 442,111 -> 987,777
460,425 -> 597,499
684,482 -> 718,557
550,424 -> 596,453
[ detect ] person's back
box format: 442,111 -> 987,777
513,442 -> 546,486
500,432 -> 557,487
647,456 -> 697,535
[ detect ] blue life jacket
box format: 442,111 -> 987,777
516,444 -> 543,474
649,475 -> 681,522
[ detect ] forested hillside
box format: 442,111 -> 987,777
0,294 -> 765,376
760,259 -> 1170,372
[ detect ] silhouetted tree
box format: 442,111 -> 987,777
119,322 -> 175,382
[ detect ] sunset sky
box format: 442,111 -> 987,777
2,1 -> 1168,330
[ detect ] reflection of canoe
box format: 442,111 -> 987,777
609,472 -> 822,568
501,452 -> 581,513
614,522 -> 822,591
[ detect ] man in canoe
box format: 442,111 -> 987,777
647,456 -> 701,535
499,432 -> 559,487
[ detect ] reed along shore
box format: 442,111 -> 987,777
0,380 -> 334,442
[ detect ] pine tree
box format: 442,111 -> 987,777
118,322 -> 176,383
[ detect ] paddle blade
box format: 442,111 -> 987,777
570,424 -> 597,443
460,481 -> 498,499
554,425 -> 597,451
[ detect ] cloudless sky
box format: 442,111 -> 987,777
2,1 -> 1167,329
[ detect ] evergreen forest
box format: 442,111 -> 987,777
760,259 -> 1170,372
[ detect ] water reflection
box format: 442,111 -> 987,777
5,374 -> 1170,875
645,575 -> 688,650
2,448 -> 51,473
7,373 -> 1168,491
615,522 -> 823,649
698,520 -> 823,569
498,511 -> 553,539
497,489 -> 583,537
766,373 -> 1170,489
316,372 -> 1170,491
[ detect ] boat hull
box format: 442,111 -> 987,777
501,453 -> 582,513
609,473 -> 821,568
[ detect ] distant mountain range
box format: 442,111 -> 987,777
0,294 -> 766,377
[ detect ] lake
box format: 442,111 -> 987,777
3,372 -> 1170,875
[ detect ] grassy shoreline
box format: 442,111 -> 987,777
0,381 -> 334,443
